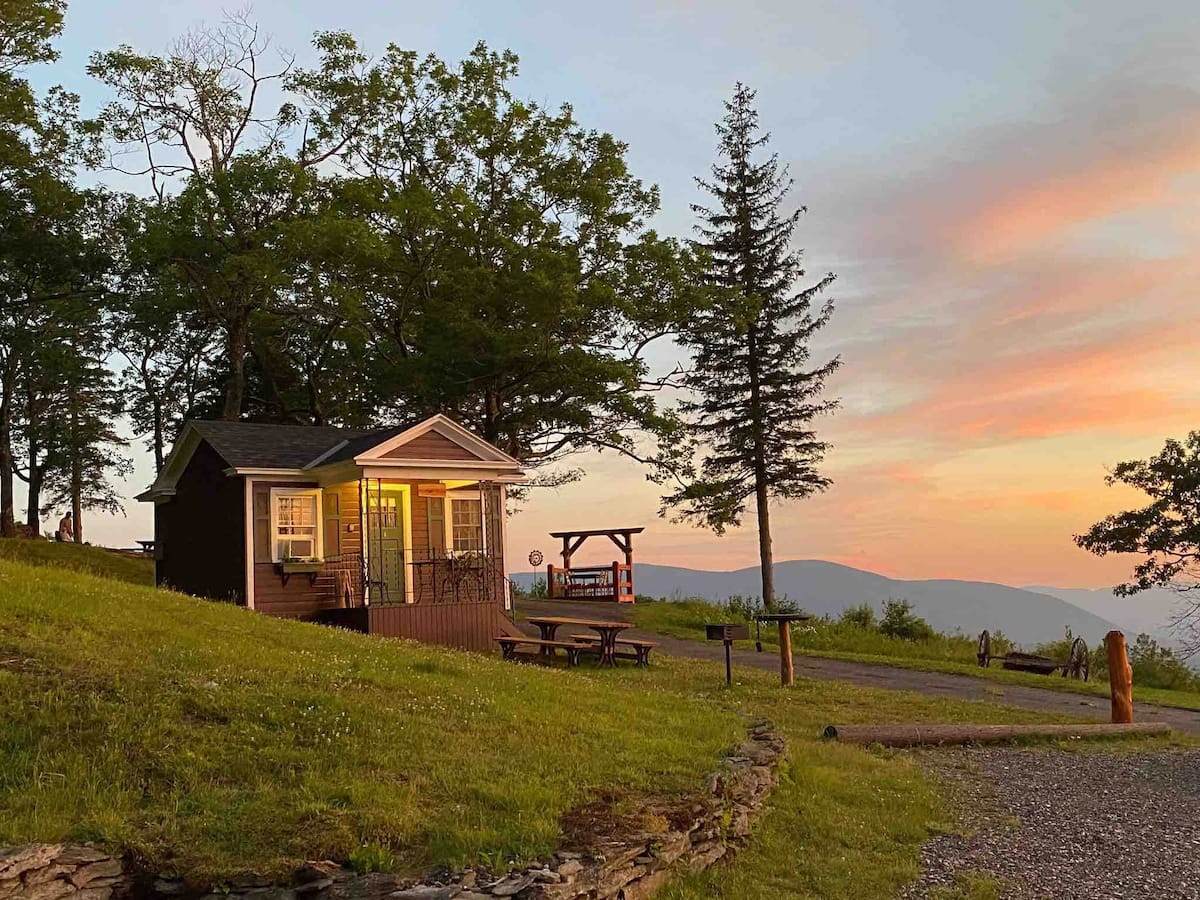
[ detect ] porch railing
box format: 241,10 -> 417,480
317,550 -> 505,608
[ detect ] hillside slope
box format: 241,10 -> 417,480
517,560 -> 1119,647
0,558 -> 739,879
0,538 -> 153,585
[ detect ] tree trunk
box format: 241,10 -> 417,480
26,459 -> 41,532
221,315 -> 248,421
24,381 -> 42,530
69,386 -> 83,544
484,388 -> 502,445
151,394 -> 165,472
746,325 -> 775,611
70,444 -> 83,545
0,364 -> 15,538
25,439 -> 41,531
755,477 -> 775,610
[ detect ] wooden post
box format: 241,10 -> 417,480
546,563 -> 555,598
778,620 -> 794,687
1105,630 -> 1133,724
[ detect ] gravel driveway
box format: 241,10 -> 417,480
906,747 -> 1200,899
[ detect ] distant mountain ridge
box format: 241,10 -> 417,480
1027,585 -> 1183,648
513,559 -> 1121,648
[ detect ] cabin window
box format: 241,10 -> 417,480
270,488 -> 323,562
450,497 -> 484,552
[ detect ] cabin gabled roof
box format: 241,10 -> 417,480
136,415 -> 524,502
187,421 -> 382,469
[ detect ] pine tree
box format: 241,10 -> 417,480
39,331 -> 130,543
663,83 -> 839,611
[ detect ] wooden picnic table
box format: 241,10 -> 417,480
525,615 -> 634,668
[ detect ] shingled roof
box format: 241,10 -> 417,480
188,420 -> 391,469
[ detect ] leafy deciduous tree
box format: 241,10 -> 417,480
1075,431 -> 1200,654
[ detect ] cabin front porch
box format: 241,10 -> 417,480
251,474 -> 520,650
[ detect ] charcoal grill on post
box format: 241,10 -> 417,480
706,623 -> 750,686
976,630 -> 1090,680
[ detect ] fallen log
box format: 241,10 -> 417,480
822,721 -> 1171,747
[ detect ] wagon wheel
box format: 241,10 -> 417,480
1065,637 -> 1090,681
977,630 -> 991,667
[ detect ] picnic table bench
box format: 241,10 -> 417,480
569,633 -> 656,667
496,636 -> 589,667
525,615 -> 635,668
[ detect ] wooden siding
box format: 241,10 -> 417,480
252,479 -> 361,619
155,439 -> 245,602
367,600 -> 506,652
381,430 -> 480,460
251,477 -> 508,621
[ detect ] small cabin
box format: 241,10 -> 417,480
137,415 -> 526,650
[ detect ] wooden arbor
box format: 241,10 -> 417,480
546,527 -> 644,603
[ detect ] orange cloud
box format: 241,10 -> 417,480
953,130 -> 1200,261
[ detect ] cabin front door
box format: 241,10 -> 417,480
367,486 -> 406,603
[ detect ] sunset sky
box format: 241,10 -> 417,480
37,0 -> 1200,588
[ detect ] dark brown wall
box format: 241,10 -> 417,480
154,440 -> 245,603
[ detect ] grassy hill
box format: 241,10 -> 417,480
0,551 -> 1127,897
0,538 -> 153,585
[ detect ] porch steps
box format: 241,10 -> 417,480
495,611 -> 525,640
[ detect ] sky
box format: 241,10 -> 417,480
28,0 -> 1200,588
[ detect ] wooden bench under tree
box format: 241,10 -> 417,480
570,634 -> 657,667
496,637 -> 588,667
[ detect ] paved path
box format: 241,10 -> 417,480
516,599 -> 1200,735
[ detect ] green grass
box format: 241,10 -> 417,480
0,559 -> 1161,898
0,559 -> 740,880
631,599 -> 1200,713
0,538 -> 153,585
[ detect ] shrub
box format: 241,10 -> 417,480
1128,633 -> 1200,691
725,594 -> 760,621
988,629 -> 1013,657
839,604 -> 876,630
878,599 -> 935,642
725,593 -> 803,621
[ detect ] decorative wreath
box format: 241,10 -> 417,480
528,550 -> 544,567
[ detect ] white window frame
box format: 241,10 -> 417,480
269,487 -> 324,563
445,490 -> 485,555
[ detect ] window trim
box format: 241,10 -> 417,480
445,490 -> 485,555
269,487 -> 324,563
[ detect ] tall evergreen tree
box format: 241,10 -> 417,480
663,84 -> 839,610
